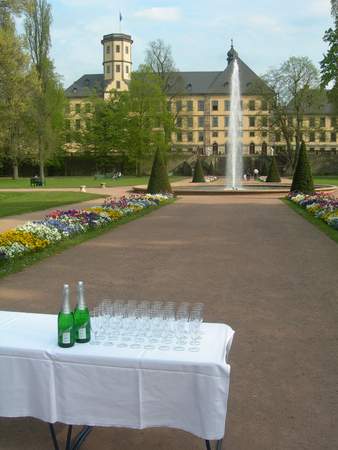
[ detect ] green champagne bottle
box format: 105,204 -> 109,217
74,281 -> 91,343
58,284 -> 75,348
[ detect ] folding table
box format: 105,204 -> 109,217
0,311 -> 234,449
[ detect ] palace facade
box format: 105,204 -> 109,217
65,32 -> 337,157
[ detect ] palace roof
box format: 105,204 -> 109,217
65,74 -> 105,98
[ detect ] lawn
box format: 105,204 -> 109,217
283,198 -> 338,244
0,192 -> 104,218
0,176 -> 184,189
313,176 -> 338,186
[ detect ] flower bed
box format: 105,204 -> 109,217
0,194 -> 172,261
288,192 -> 338,230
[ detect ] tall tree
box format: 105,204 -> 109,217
320,0 -> 338,106
0,0 -> 34,178
120,66 -> 175,175
80,94 -> 126,173
261,57 -> 321,171
145,39 -> 177,92
24,0 -> 65,182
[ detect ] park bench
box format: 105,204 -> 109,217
30,177 -> 43,187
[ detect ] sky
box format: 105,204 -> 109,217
19,0 -> 333,88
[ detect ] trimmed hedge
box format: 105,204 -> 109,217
192,158 -> 205,182
266,156 -> 281,182
147,148 -> 172,194
291,141 -> 314,194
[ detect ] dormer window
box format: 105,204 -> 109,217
72,87 -> 78,93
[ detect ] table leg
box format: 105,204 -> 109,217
48,424 -> 92,450
49,424 -> 60,450
205,439 -> 222,450
65,425 -> 73,450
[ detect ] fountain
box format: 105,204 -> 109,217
226,58 -> 242,190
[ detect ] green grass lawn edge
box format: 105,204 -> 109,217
0,192 -> 106,218
0,199 -> 175,279
282,198 -> 338,244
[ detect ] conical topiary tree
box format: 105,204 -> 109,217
192,158 -> 205,182
266,156 -> 281,182
261,159 -> 270,177
147,148 -> 172,194
291,141 -> 314,193
182,161 -> 192,176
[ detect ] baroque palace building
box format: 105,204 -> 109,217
65,32 -> 337,157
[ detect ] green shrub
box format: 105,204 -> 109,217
209,161 -> 215,175
291,141 -> 314,193
182,161 -> 192,176
266,156 -> 281,182
147,148 -> 172,194
192,158 -> 205,182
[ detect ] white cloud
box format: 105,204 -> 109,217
308,0 -> 331,16
134,7 -> 181,22
247,14 -> 282,33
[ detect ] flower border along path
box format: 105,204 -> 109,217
285,192 -> 338,244
0,194 -> 174,278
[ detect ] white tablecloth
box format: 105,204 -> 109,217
0,311 -> 234,440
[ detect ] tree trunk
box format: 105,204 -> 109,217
38,137 -> 45,184
12,162 -> 19,180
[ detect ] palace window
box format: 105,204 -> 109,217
126,65 -> 129,74
249,131 -> 255,137
198,116 -> 204,127
261,100 -> 268,111
187,132 -> 193,142
187,117 -> 193,128
212,116 -> 219,127
331,148 -> 337,155
116,81 -> 121,89
176,100 -> 182,112
331,132 -> 337,142
106,45 -> 110,54
176,131 -> 182,142
75,119 -> 81,130
261,142 -> 268,155
320,132 -> 326,142
176,117 -> 182,128
116,45 -> 120,52
224,100 -> 230,111
275,132 -> 281,141
85,103 -> 91,113
320,117 -> 325,127
331,117 -> 336,127
116,64 -> 120,73
224,117 -> 229,127
248,100 -> 255,111
106,65 -> 110,74
198,100 -> 205,111
187,100 -> 193,111
198,131 -> 204,142
212,131 -> 218,137
212,100 -> 219,111
309,117 -> 315,127
75,103 -> 81,113
249,116 -> 256,127
262,131 -> 267,137
309,132 -> 315,142
249,142 -> 255,154
125,46 -> 129,54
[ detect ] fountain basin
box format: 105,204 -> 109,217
133,184 -> 336,196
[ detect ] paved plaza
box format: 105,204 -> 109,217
0,193 -> 338,450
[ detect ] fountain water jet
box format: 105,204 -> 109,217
226,59 -> 242,190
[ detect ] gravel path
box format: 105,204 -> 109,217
0,194 -> 337,450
